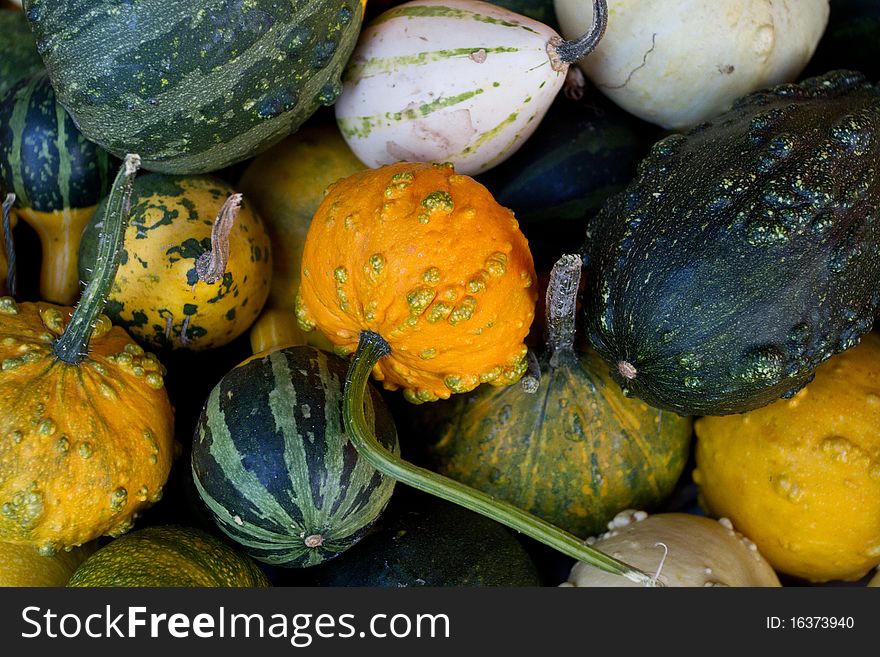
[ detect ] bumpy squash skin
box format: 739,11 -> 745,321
23,0 -> 364,174
428,348 -> 692,537
238,121 -> 365,354
67,526 -> 269,587
79,174 -> 272,351
0,299 -> 175,553
0,71 -> 112,304
0,9 -> 43,97
694,333 -> 880,583
561,511 -> 781,587
583,71 -> 880,416
191,346 -> 398,568
296,162 -> 537,402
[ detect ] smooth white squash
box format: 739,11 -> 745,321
554,0 -> 829,129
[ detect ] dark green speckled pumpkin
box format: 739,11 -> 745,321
23,0 -> 365,173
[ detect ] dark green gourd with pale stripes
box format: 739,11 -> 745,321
191,346 -> 398,568
23,0 -> 364,174
0,70 -> 110,214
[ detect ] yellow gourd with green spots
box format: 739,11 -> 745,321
78,174 -> 272,351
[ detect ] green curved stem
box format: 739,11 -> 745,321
54,154 -> 141,364
343,330 -> 656,586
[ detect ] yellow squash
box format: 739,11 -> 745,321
0,541 -> 97,586
79,174 -> 272,351
239,121 -> 365,355
694,333 -> 880,582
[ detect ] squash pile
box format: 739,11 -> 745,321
0,0 -> 878,590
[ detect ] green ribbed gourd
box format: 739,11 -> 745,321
191,346 -> 398,568
23,0 -> 365,174
426,255 -> 692,537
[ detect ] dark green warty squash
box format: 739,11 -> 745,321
23,0 -> 364,174
582,70 -> 880,416
426,255 -> 692,538
191,346 -> 398,568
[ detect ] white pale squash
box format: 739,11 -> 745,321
560,511 -> 781,587
336,0 -> 607,175
554,0 -> 829,129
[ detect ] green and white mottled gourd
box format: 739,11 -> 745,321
22,0 -> 365,174
335,0 -> 608,175
191,346 -> 398,568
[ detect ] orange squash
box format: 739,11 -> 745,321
296,161 -> 537,402
297,162 -> 654,584
0,156 -> 175,554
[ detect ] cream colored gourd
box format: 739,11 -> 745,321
336,0 -> 608,175
554,0 -> 829,129
560,511 -> 781,587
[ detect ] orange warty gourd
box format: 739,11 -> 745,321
0,156 -> 175,554
296,162 -> 655,586
296,161 -> 537,403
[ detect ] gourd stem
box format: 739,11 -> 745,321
196,193 -> 241,284
2,193 -> 16,298
53,155 -> 140,364
549,0 -> 608,67
546,253 -> 581,360
343,330 -> 655,585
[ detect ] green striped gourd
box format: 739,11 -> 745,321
0,71 -> 112,304
335,0 -> 609,175
23,0 -> 365,174
67,526 -> 269,587
191,346 -> 398,568
0,9 -> 43,98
